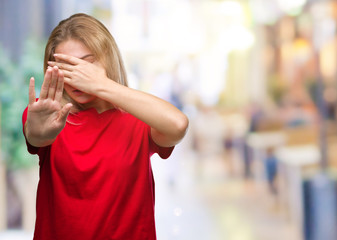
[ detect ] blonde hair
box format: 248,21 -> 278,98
44,13 -> 128,110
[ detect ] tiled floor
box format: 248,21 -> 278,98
152,145 -> 299,240
0,230 -> 33,240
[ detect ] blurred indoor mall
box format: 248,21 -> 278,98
1,0 -> 337,239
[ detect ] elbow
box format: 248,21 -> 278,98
174,114 -> 189,140
152,114 -> 189,147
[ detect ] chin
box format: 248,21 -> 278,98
70,95 -> 96,105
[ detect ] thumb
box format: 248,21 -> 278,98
58,103 -> 73,123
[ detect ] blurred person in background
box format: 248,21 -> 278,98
22,13 -> 188,240
264,147 -> 278,195
241,102 -> 264,180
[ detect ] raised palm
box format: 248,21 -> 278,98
25,66 -> 72,146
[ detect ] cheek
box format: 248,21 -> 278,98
63,84 -> 74,95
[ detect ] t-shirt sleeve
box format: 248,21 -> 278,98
22,106 -> 40,154
148,125 -> 175,159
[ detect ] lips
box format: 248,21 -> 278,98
73,89 -> 84,95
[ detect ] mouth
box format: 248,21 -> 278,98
73,89 -> 84,95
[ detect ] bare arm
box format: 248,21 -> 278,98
97,81 -> 188,147
49,54 -> 188,147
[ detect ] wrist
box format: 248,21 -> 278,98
25,123 -> 56,147
96,78 -> 119,101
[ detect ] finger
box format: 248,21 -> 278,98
63,76 -> 71,85
63,77 -> 77,90
59,69 -> 72,79
54,54 -> 82,65
29,77 -> 36,105
55,70 -> 64,102
40,68 -> 52,99
48,61 -> 74,71
58,103 -> 73,123
48,66 -> 58,99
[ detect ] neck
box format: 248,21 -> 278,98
80,99 -> 114,114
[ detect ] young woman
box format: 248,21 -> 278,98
22,13 -> 188,240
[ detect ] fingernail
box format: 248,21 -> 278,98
54,54 -> 59,57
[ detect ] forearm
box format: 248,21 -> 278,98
97,80 -> 189,147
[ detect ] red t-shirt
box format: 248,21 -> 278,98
22,107 -> 174,240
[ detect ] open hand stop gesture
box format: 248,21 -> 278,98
25,66 -> 72,147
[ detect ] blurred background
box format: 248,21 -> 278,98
1,0 -> 337,239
